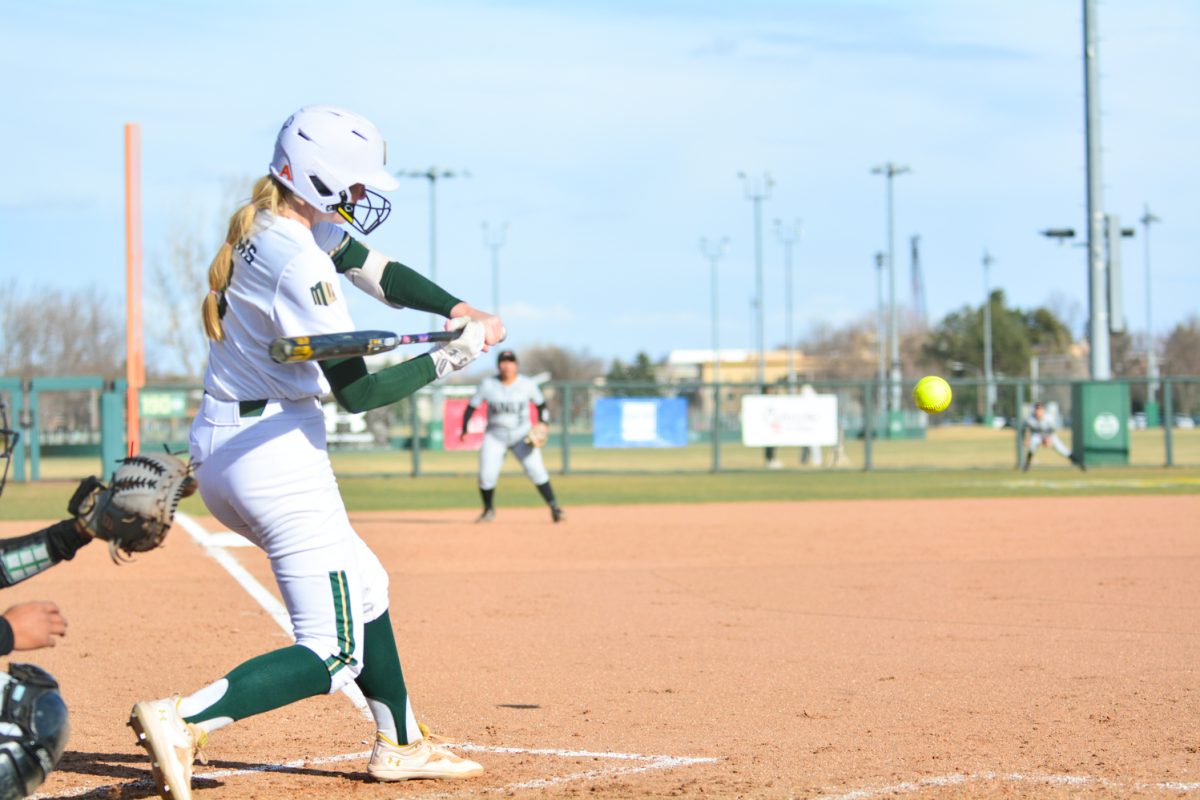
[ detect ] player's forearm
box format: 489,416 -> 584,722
321,355 -> 439,414
460,404 -> 476,436
330,236 -> 460,315
0,520 -> 91,588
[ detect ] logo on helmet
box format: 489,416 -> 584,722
279,163 -> 293,182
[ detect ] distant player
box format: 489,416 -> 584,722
1023,401 -> 1085,471
460,350 -> 564,523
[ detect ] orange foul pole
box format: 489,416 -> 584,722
124,124 -> 144,456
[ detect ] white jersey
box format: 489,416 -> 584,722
468,375 -> 544,446
203,214 -> 354,402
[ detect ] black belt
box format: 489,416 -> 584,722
238,399 -> 268,417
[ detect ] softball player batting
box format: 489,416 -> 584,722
461,350 -> 564,523
129,106 -> 501,799
1023,401 -> 1085,471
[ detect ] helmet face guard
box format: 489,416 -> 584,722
0,401 -> 17,501
334,187 -> 392,236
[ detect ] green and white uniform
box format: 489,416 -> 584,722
179,212 -> 461,746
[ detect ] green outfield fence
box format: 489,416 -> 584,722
1,375 -> 1198,482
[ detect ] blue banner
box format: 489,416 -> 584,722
593,397 -> 688,448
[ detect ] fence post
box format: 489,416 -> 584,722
6,380 -> 26,483
27,382 -> 40,481
560,384 -> 572,476
1162,378 -> 1174,467
99,385 -> 126,475
862,381 -> 874,471
711,382 -> 721,473
1014,381 -> 1025,469
410,393 -> 422,477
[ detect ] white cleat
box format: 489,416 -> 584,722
129,697 -> 208,800
367,732 -> 483,781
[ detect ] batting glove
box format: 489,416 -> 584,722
429,318 -> 486,378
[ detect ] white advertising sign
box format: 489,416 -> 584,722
740,394 -> 839,447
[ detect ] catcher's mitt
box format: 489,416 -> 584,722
524,422 -> 549,448
69,452 -> 197,563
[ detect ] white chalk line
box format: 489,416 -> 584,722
158,513 -> 715,796
814,770 -> 1200,800
975,477 -> 1200,490
36,744 -> 715,799
174,512 -> 373,718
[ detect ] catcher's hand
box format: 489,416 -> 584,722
524,422 -> 549,448
69,452 -> 197,563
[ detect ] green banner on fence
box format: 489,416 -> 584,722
140,391 -> 188,418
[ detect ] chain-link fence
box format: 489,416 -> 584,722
3,376 -> 1198,481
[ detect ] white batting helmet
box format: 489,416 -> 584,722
269,105 -> 400,235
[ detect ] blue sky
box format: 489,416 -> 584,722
2,0 -> 1197,373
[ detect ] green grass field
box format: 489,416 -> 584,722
4,426 -> 1195,519
4,464 -> 1197,521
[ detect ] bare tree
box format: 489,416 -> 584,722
516,344 -> 605,382
0,285 -> 123,378
147,177 -> 255,381
1163,315 -> 1200,414
148,225 -> 209,380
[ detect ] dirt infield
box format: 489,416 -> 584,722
3,494 -> 1198,799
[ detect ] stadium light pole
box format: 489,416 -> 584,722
1082,0 -> 1111,380
401,167 -> 468,451
775,219 -> 802,390
874,252 -> 887,422
871,161 -> 910,433
1140,204 -> 1161,422
982,249 -> 996,426
399,167 -> 469,331
482,222 -> 507,315
738,172 -> 774,387
700,237 -> 730,386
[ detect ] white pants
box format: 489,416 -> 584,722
478,432 -> 549,491
1029,432 -> 1072,459
189,395 -> 389,692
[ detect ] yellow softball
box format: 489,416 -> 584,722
913,376 -> 952,414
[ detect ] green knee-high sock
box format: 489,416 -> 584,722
354,610 -> 416,744
181,645 -> 331,727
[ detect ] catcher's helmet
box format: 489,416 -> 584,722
269,106 -> 399,235
0,664 -> 69,800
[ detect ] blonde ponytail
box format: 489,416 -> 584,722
202,176 -> 293,340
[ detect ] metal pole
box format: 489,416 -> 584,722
982,249 -> 995,424
700,237 -> 729,387
1083,0 -> 1111,379
427,177 -> 438,332
560,384 -> 572,475
775,220 -> 801,389
875,252 -> 886,422
483,222 -> 507,314
862,381 -> 874,472
1162,378 -> 1174,466
701,236 -> 728,469
872,162 -> 910,425
1140,205 -> 1161,410
739,172 -> 773,387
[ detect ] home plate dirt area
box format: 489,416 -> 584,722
4,494 -> 1197,798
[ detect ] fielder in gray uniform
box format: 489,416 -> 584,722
461,350 -> 565,523
1023,401 -> 1085,471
